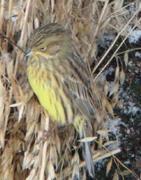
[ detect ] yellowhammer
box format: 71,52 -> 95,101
26,23 -> 96,177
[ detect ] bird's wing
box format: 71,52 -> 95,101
64,76 -> 95,120
63,52 -> 96,120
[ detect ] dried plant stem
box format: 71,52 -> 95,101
93,0 -> 109,40
39,142 -> 48,180
56,148 -> 121,179
6,0 -> 13,37
114,156 -> 138,179
39,116 -> 49,180
8,0 -> 13,17
19,0 -> 32,47
95,140 -> 139,179
80,148 -> 121,167
94,15 -> 141,81
2,88 -> 13,148
92,9 -> 139,74
14,0 -> 32,76
0,0 -> 4,32
14,51 -> 24,76
86,0 -> 109,63
117,47 -> 141,56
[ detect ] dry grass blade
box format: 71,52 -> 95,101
93,9 -> 139,76
106,158 -> 113,176
0,0 -> 5,32
56,148 -> 121,179
94,14 -> 141,81
0,76 -> 6,148
19,0 -> 32,47
79,136 -> 97,143
39,117 -> 49,180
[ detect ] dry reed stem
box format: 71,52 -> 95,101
0,0 -> 5,32
85,0 -> 110,64
6,0 -> 13,37
94,14 -> 141,81
39,116 -> 49,180
93,9 -> 139,75
19,0 -> 32,47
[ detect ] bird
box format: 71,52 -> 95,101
26,23 -> 97,177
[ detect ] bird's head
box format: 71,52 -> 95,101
26,23 -> 72,59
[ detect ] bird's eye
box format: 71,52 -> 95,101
40,47 -> 47,51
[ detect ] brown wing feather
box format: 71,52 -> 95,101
63,50 -> 96,121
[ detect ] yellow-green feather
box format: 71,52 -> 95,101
27,65 -> 66,124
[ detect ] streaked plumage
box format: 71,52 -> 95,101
26,23 -> 96,176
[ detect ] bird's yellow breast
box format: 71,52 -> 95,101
27,65 -> 67,124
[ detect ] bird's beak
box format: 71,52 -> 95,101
25,48 -> 32,57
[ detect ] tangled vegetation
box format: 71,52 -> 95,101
0,0 -> 140,179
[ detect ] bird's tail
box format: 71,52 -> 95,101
80,131 -> 95,178
74,116 -> 95,177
